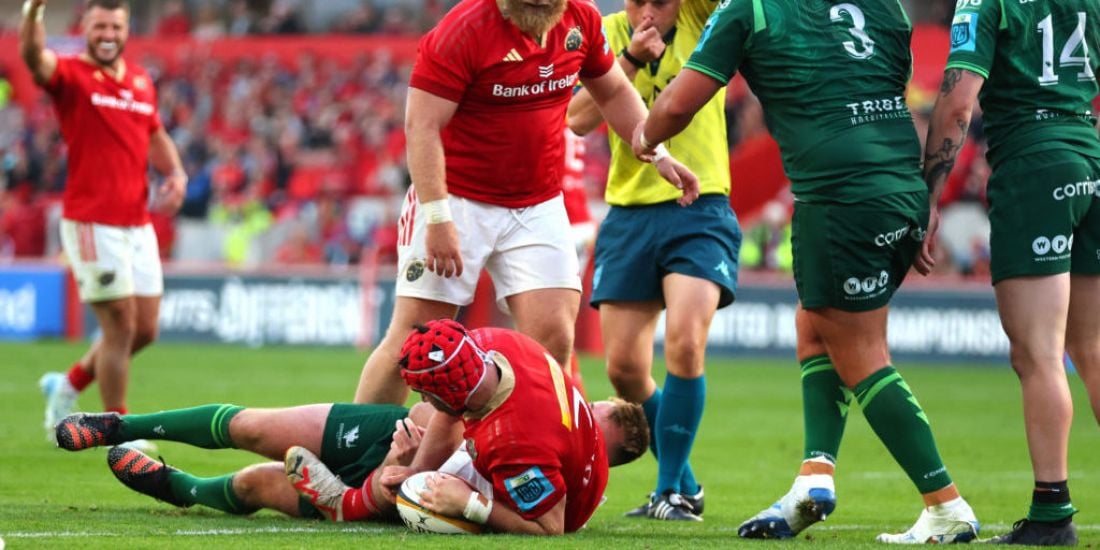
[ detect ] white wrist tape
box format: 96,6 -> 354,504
650,144 -> 670,164
463,492 -> 492,524
639,131 -> 656,151
421,198 -> 453,224
23,0 -> 44,23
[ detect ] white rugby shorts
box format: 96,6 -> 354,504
60,219 -> 164,303
395,190 -> 582,312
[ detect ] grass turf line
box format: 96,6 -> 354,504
0,341 -> 1097,548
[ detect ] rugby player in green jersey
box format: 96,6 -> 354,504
922,0 -> 1100,545
636,0 -> 980,543
567,0 -> 740,522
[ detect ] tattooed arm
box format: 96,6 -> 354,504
915,67 -> 985,275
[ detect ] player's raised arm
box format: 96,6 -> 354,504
405,87 -> 463,278
915,68 -> 984,276
19,0 -> 58,85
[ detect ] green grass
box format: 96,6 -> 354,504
0,342 -> 1098,548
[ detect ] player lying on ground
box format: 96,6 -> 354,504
290,319 -> 651,535
55,402 -> 431,519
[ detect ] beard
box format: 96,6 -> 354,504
87,39 -> 125,67
498,0 -> 566,37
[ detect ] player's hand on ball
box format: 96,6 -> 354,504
390,418 -> 424,466
425,222 -> 463,278
914,206 -> 941,276
155,171 -> 187,214
380,465 -> 417,501
419,473 -> 474,517
655,156 -> 700,206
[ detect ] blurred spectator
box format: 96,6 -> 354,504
0,183 -> 47,258
193,4 -> 228,40
274,221 -> 323,264
155,0 -> 192,36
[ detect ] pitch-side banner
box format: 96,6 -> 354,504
83,274 -> 1007,360
83,274 -> 394,347
654,283 -> 1009,362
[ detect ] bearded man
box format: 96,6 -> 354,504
353,0 -> 700,405
20,0 -> 186,447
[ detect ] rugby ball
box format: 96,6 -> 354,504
396,472 -> 483,534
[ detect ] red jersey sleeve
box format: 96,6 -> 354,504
43,56 -> 75,100
490,462 -> 567,521
409,24 -> 475,103
578,2 -> 614,79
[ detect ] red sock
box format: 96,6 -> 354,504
67,363 -> 95,392
340,471 -> 379,521
106,406 -> 128,415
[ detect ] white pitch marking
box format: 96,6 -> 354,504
1,526 -> 388,539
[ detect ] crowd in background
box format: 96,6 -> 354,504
0,0 -> 992,277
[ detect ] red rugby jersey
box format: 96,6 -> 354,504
409,0 -> 614,208
45,56 -> 161,226
463,327 -> 608,532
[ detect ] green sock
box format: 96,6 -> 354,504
1028,481 -> 1077,522
168,471 -> 250,514
801,355 -> 852,464
120,405 -> 243,449
855,366 -> 952,494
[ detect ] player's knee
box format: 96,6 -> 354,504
227,412 -> 261,450
231,465 -> 268,509
606,361 -> 650,399
132,322 -> 159,352
663,332 -> 706,375
1008,342 -> 1063,377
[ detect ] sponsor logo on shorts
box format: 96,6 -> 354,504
335,422 -> 360,449
1032,234 -> 1073,261
405,260 -> 425,282
875,224 -> 911,247
98,271 -> 116,287
843,270 -> 890,300
1051,179 -> 1100,201
714,260 -> 731,280
564,26 -> 583,51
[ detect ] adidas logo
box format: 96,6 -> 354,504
503,48 -> 523,62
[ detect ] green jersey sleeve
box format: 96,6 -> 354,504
945,0 -> 1001,78
684,0 -> 755,84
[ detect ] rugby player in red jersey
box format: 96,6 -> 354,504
353,0 -> 699,406
290,319 -> 650,534
20,0 -> 186,445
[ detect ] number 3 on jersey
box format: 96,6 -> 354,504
1037,12 -> 1094,86
830,3 -> 876,60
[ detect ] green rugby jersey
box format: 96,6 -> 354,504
946,0 -> 1100,167
686,0 -> 924,202
603,0 -> 730,206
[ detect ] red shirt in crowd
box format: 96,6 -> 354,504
463,327 -> 609,532
45,56 -> 161,226
408,0 -> 614,208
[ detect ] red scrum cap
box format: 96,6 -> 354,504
399,319 -> 490,414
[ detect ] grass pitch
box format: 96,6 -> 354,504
1,341 -> 1098,549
